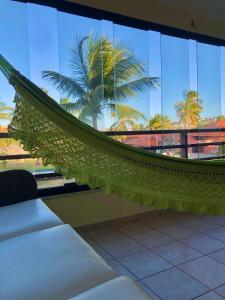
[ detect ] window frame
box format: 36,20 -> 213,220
14,0 -> 225,46
2,0 -> 224,196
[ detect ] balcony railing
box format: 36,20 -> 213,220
106,128 -> 225,160
0,128 -> 225,195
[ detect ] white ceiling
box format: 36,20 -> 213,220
157,0 -> 225,22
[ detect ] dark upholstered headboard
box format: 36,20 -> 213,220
0,170 -> 38,207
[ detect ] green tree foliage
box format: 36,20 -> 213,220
175,91 -> 203,129
110,104 -> 146,131
0,101 -> 13,121
216,115 -> 225,121
43,34 -> 159,129
149,113 -> 172,130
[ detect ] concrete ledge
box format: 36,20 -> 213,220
44,190 -> 153,227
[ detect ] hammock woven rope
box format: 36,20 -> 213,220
1,55 -> 225,215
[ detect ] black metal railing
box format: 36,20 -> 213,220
0,128 -> 225,195
1,128 -> 225,161
105,128 -> 225,160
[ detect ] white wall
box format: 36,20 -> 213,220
44,190 -> 152,227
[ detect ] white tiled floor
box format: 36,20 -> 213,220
78,210 -> 225,299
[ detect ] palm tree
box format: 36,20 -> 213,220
175,91 -> 203,129
149,114 -> 172,130
42,34 -> 159,129
216,115 -> 225,121
110,104 -> 146,131
0,102 -> 13,121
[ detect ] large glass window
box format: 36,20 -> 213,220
148,30 -> 162,148
161,35 -> 189,157
197,43 -> 222,158
0,0 -> 225,190
57,12 -> 105,129
27,3 -> 59,100
0,0 -> 29,130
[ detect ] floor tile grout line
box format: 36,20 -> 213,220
191,290 -> 224,300
84,221 -> 208,264
84,225 -> 176,284
81,230 -> 149,265
204,227 -> 225,242
149,246 -> 204,268
82,215 -> 225,299
87,231 -> 225,261
147,223 -> 225,249
214,289 -> 225,299
156,222 -> 211,238
139,264 -> 211,300
127,251 -> 207,284
91,242 -> 146,281
175,234 -> 225,256
94,228 -> 225,293
138,280 -> 164,300
142,221 -> 202,238
195,283 -> 225,299
84,213 -> 207,244
93,239 -> 148,260
108,237 -> 225,295
208,251 -> 225,265
83,221 -> 225,262
180,217 -> 221,229
85,220 -> 163,244
116,249 -> 173,280
148,223 -> 225,256
141,214 -> 225,236
135,265 -> 175,282
178,228 -> 225,254
175,258 -> 225,292
93,224 -> 176,257
132,226 -> 203,253
99,242 -> 149,261
87,228 -> 178,280
122,235 -> 204,270
79,211 -> 225,232
174,266 -> 211,292
198,216 -> 225,227
81,236 -> 207,299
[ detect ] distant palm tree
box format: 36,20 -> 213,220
43,34 -> 159,129
216,115 -> 225,121
110,104 -> 146,131
149,114 -> 172,130
0,102 -> 13,120
175,91 -> 203,129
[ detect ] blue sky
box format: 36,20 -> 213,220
0,0 -> 224,129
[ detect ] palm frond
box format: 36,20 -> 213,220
60,97 -> 88,113
115,77 -> 159,99
91,85 -> 105,102
69,36 -> 89,85
42,71 -> 86,99
112,104 -> 145,121
77,106 -> 94,125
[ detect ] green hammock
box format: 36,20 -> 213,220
0,55 -> 225,215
